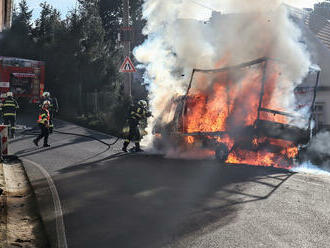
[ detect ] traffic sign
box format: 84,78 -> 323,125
119,56 -> 136,73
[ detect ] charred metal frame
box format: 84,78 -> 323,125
308,70 -> 320,132
257,59 -> 268,121
182,57 -> 320,142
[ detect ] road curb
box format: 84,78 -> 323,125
1,156 -> 49,247
0,163 -> 7,245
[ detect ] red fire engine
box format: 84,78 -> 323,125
0,56 -> 45,103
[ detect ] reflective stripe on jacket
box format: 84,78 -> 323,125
38,109 -> 50,125
1,97 -> 19,116
130,107 -> 147,121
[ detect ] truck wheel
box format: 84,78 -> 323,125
215,143 -> 229,163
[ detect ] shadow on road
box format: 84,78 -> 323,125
12,123 -> 118,158
197,163 -> 294,212
38,154 -> 294,248
14,136 -> 96,158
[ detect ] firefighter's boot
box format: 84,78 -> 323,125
43,136 -> 50,147
8,126 -> 13,139
122,141 -> 129,152
33,139 -> 39,147
134,142 -> 143,152
11,128 -> 15,139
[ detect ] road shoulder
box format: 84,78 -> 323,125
1,156 -> 48,247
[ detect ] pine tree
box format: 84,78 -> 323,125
14,0 -> 33,35
0,0 -> 145,132
76,0 -> 117,92
34,2 -> 61,45
0,0 -> 35,58
99,0 -> 122,46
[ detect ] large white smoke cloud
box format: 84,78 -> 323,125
307,131 -> 330,168
294,131 -> 330,174
134,0 -> 312,146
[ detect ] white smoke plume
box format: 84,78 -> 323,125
292,161 -> 330,176
304,131 -> 330,168
293,131 -> 330,175
134,0 -> 312,146
309,131 -> 330,156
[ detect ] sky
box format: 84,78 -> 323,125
26,0 -> 77,20
25,0 -> 325,21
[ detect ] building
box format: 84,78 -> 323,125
299,8 -> 330,131
314,0 -> 330,19
0,0 -> 13,31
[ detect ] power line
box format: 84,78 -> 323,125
189,0 -> 217,12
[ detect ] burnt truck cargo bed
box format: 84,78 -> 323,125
153,57 -> 320,162
254,120 -> 310,145
181,57 -> 319,144
180,119 -> 309,145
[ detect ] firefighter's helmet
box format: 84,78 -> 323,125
6,92 -> 13,97
138,100 -> 147,108
43,92 -> 50,98
43,100 -> 51,108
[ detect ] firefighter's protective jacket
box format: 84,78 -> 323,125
123,104 -> 151,141
38,108 -> 50,125
0,97 -> 19,117
128,105 -> 152,123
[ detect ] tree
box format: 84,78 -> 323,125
34,2 -> 63,47
0,0 -> 144,133
99,0 -> 122,46
98,0 -> 145,47
77,0 -> 118,91
0,0 -> 35,58
130,0 -> 145,47
13,0 -> 33,35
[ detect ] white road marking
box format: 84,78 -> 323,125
23,158 -> 68,248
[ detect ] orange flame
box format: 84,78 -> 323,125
186,136 -> 195,144
182,59 -> 297,168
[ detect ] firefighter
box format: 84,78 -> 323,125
0,92 -> 19,138
33,100 -> 51,147
122,100 -> 152,152
40,91 -> 59,133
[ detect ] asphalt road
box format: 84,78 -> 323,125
9,115 -> 330,248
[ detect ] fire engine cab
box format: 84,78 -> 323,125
0,56 -> 45,104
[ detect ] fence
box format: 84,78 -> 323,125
83,90 -> 119,113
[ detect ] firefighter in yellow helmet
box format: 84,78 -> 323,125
122,100 -> 152,152
33,100 -> 51,147
0,92 -> 19,138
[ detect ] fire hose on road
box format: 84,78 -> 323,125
54,130 -> 120,147
20,127 -> 120,148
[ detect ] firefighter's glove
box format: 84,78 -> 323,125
146,111 -> 152,118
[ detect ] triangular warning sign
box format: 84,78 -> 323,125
119,56 -> 136,73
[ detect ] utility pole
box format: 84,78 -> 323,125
122,0 -> 132,98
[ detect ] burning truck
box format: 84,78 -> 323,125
153,57 -> 320,168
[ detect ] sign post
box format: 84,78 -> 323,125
121,0 -> 132,97
119,56 -> 136,98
